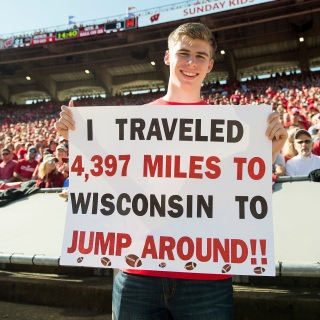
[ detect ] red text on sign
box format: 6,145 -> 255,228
143,155 -> 221,179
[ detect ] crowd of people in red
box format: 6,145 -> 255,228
1,71 -> 320,188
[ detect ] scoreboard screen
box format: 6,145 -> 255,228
105,21 -> 125,33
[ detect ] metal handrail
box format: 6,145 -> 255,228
0,253 -> 319,277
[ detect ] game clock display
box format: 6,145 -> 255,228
56,29 -> 79,41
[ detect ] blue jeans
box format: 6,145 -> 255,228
112,271 -> 233,320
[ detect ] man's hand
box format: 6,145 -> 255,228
265,111 -> 288,163
55,100 -> 75,140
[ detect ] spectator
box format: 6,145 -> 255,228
59,156 -> 70,199
61,156 -> 69,182
5,143 -> 16,159
33,142 -> 43,161
0,148 -> 18,183
31,148 -> 54,180
35,154 -> 64,188
48,140 -> 58,153
13,145 -> 39,182
12,142 -> 22,160
285,129 -> 320,176
308,113 -> 320,140
55,144 -> 68,172
230,89 -> 241,105
58,136 -> 68,149
283,107 -> 308,130
17,141 -> 27,160
38,145 -> 50,161
312,139 -> 320,156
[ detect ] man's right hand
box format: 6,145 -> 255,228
55,100 -> 75,140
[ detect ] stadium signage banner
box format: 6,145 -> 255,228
138,0 -> 276,27
60,105 -> 275,276
0,20 -> 126,49
79,24 -> 105,37
33,33 -> 55,45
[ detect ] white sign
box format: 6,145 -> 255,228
60,105 -> 275,276
138,0 -> 276,28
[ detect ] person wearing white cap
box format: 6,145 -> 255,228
285,129 -> 320,176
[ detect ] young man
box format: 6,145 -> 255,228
56,23 -> 287,320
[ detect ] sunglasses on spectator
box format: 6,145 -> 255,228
29,149 -> 36,153
295,139 -> 312,144
1,153 -> 9,156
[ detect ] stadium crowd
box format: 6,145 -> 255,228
1,70 -> 320,188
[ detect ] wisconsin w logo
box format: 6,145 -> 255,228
150,14 -> 160,23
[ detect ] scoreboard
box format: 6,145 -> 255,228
0,18 -> 136,49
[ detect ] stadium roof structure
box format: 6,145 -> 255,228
0,0 -> 320,104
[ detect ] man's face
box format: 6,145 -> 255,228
28,148 -> 37,159
1,150 -> 12,163
294,133 -> 313,157
290,112 -> 300,124
49,142 -> 57,151
56,148 -> 67,159
165,36 -> 213,91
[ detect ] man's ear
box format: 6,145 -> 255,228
207,59 -> 214,73
164,50 -> 170,65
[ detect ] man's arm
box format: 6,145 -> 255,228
13,171 -> 28,182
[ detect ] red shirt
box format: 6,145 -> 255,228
17,149 -> 27,160
36,170 -> 65,188
123,98 -> 231,281
14,159 -> 38,179
0,160 -> 18,181
313,139 -> 320,156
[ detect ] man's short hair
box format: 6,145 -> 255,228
1,148 -> 10,154
168,22 -> 217,58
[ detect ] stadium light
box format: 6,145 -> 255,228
220,50 -> 226,55
299,37 -> 305,43
26,76 -> 31,81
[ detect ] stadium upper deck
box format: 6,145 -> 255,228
0,0 -> 319,104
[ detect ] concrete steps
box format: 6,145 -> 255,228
0,266 -> 319,320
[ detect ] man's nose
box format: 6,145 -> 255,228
186,56 -> 196,66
